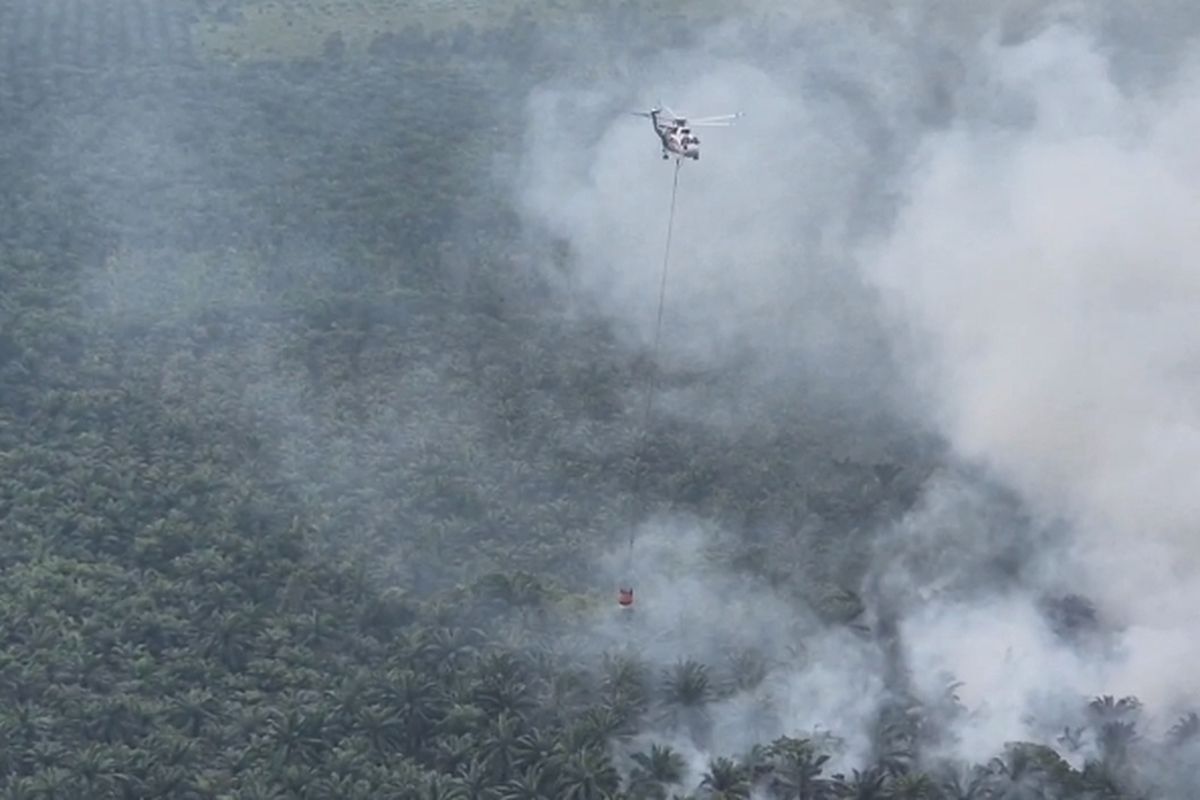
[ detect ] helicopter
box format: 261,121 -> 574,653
631,106 -> 742,161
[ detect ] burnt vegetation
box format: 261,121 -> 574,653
0,1 -> 1196,797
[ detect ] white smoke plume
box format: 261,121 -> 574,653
864,25 -> 1200,720
515,0 -> 1200,768
584,517 -> 887,771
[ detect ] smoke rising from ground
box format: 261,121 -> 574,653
517,43 -> 903,419
865,25 -> 1200,718
516,0 -> 1200,768
585,518 -> 887,772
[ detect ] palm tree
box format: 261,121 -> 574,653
758,736 -> 831,800
457,755 -> 498,799
431,733 -> 479,774
1078,761 -> 1126,799
277,764 -> 321,798
308,773 -> 376,800
535,667 -> 596,723
1096,720 -> 1137,769
659,660 -> 714,745
27,768 -> 77,800
0,776 -> 39,800
473,652 -> 535,718
168,687 -> 220,737
69,743 -> 128,797
235,772 -> 288,800
17,738 -> 64,775
86,693 -> 148,745
480,712 -> 527,781
556,747 -> 621,800
660,661 -> 713,710
1168,711 -> 1200,747
888,772 -> 937,799
377,667 -> 446,748
264,706 -> 327,766
473,571 -> 550,611
201,609 -> 256,672
136,763 -> 193,798
699,756 -> 750,800
436,702 -> 489,739
421,773 -> 471,800
417,626 -> 483,676
140,731 -> 196,772
499,764 -> 555,800
1087,695 -> 1141,725
983,743 -> 1072,800
601,653 -> 650,717
354,703 -> 406,756
871,698 -> 921,777
512,726 -> 558,774
830,767 -> 888,799
565,706 -> 635,751
627,743 -> 686,800
723,647 -> 769,693
1056,726 -> 1084,755
6,699 -> 51,748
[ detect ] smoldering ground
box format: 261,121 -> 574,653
866,22 -> 1200,754
514,0 -> 1200,780
587,519 -> 889,772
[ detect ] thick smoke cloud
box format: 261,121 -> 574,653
865,26 -> 1200,718
584,518 -> 887,771
516,37 -> 906,419
515,0 -> 1200,766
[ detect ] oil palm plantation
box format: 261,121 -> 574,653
626,743 -> 686,800
699,757 -> 751,800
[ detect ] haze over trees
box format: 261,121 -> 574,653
3,1 -> 1200,797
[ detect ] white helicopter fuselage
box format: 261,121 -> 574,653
633,107 -> 739,162
651,110 -> 700,160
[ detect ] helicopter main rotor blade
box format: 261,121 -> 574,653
687,113 -> 743,124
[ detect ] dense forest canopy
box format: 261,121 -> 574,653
3,0 -> 1200,797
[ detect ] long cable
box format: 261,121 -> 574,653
628,157 -> 682,559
